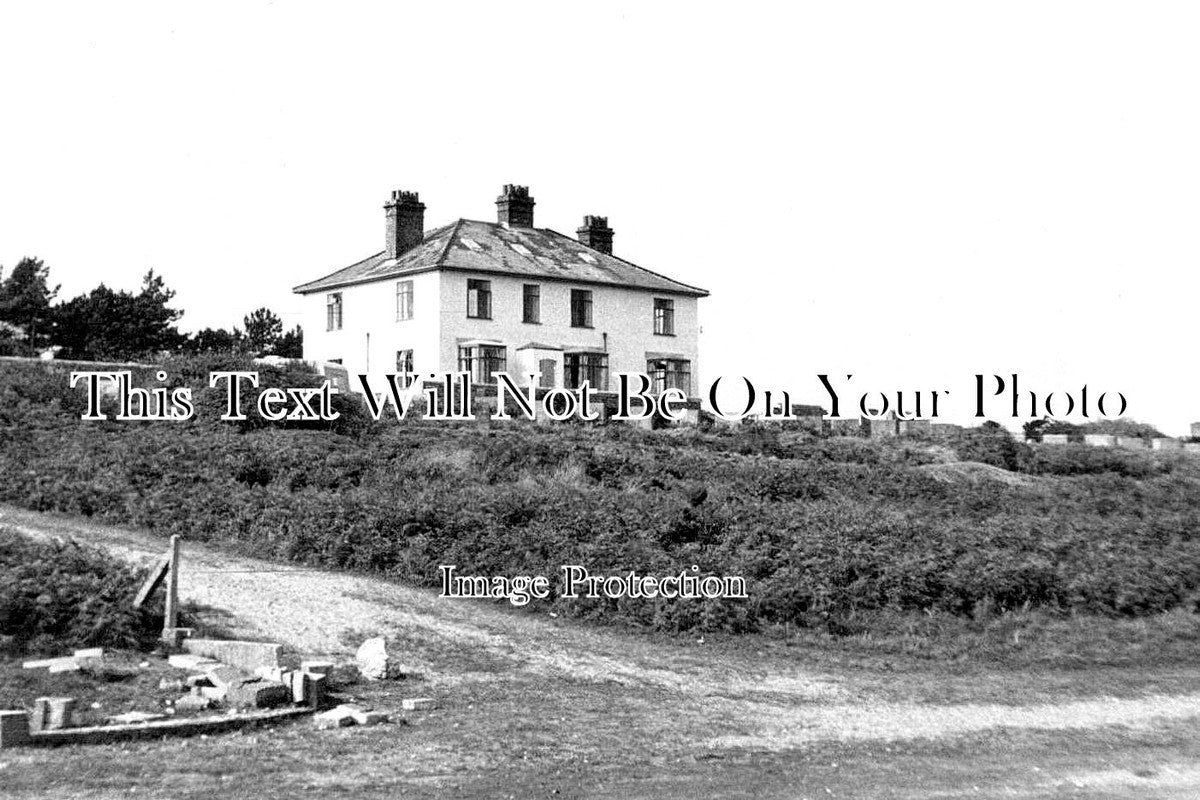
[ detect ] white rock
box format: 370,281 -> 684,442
355,637 -> 391,681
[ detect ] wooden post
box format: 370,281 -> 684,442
162,535 -> 180,640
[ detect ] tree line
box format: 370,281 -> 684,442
0,256 -> 301,361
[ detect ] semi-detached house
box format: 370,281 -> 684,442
293,185 -> 708,398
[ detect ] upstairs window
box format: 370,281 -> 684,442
565,352 -> 609,391
326,292 -> 343,331
467,279 -> 492,319
653,298 -> 675,336
395,349 -> 414,387
396,280 -> 413,321
647,358 -> 692,395
458,344 -> 507,384
523,284 -> 541,324
570,289 -> 593,328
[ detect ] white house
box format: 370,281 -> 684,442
293,185 -> 708,397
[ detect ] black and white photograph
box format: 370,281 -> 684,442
3,3 -> 1200,798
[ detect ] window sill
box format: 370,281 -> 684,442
571,324 -> 594,330
523,320 -> 542,325
653,332 -> 676,337
466,315 -> 493,321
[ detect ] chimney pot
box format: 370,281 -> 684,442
576,214 -> 614,255
384,190 -> 425,258
496,184 -> 535,227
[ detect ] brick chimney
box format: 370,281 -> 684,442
576,215 -> 614,255
496,184 -> 535,228
384,190 -> 425,258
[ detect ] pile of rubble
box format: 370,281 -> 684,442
1,634 -> 438,747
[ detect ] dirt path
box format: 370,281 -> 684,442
6,503 -> 1200,754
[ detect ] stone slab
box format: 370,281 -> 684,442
108,711 -> 167,725
401,698 -> 436,711
168,654 -> 220,670
226,680 -> 291,710
30,707 -> 311,746
205,665 -> 254,690
174,693 -> 215,712
349,709 -> 389,726
183,639 -> 282,672
22,656 -> 77,671
313,706 -> 357,729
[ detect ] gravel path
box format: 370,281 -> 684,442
6,503 -> 1200,752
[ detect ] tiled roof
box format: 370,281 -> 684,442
292,219 -> 708,296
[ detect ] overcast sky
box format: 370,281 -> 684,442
2,3 -> 1199,432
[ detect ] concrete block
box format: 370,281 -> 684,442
205,665 -> 253,689
159,678 -> 186,692
300,660 -> 334,676
32,698 -> 75,731
313,707 -> 357,729
183,639 -> 282,672
303,673 -> 327,708
0,710 -> 31,747
46,698 -> 75,730
174,692 -> 215,712
185,673 -> 212,688
73,648 -> 104,659
29,699 -> 49,733
23,656 -> 77,671
226,680 -> 291,710
401,697 -> 436,711
1152,438 -> 1182,451
1084,434 -> 1115,447
48,661 -> 82,674
350,709 -> 389,726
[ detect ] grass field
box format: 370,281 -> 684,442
3,506 -> 1200,799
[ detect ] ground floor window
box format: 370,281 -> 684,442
565,352 -> 608,391
458,344 -> 507,384
647,358 -> 691,395
395,349 -> 414,387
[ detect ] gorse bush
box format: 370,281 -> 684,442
2,359 -> 1200,635
0,527 -> 161,655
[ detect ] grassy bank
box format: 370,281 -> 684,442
2,357 -> 1200,660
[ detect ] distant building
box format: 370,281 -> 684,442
294,185 -> 708,398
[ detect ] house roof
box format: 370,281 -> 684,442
292,219 -> 709,297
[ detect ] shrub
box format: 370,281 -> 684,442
0,528 -> 161,654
